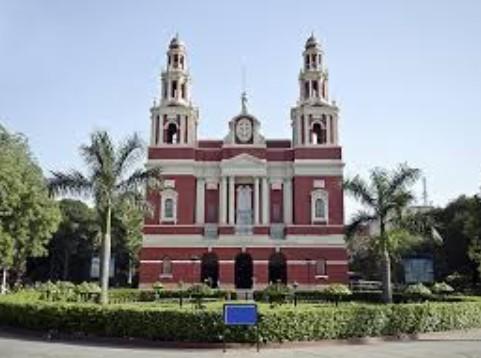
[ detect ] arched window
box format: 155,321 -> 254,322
166,123 -> 179,144
162,257 -> 172,276
315,198 -> 326,219
164,198 -> 174,219
311,122 -> 327,144
316,259 -> 326,276
161,188 -> 178,222
311,189 -> 328,223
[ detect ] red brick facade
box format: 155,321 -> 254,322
139,35 -> 348,290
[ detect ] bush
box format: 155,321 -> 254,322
403,283 -> 432,302
3,295 -> 481,343
261,283 -> 291,305
322,284 -> 352,304
432,282 -> 455,295
36,281 -> 100,303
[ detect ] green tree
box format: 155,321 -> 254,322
0,125 -> 60,292
432,195 -> 481,284
112,201 -> 144,286
345,164 -> 420,303
48,131 -> 159,304
48,199 -> 98,281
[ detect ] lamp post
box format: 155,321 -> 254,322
292,281 -> 298,306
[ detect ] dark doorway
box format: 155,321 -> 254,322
234,253 -> 253,289
268,253 -> 287,284
200,253 -> 219,288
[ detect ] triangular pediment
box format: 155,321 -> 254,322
222,153 -> 265,167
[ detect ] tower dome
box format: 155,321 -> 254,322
305,34 -> 319,49
169,34 -> 184,49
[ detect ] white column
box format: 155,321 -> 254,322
283,178 -> 292,224
304,116 -> 310,145
195,178 -> 205,224
219,177 -> 227,224
254,177 -> 260,225
326,115 -> 331,144
180,116 -> 186,144
158,116 -> 163,145
228,176 -> 235,225
296,117 -> 302,146
261,177 -> 270,225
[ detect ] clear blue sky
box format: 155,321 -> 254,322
1,0 -> 480,218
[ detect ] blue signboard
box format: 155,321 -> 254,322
223,304 -> 258,326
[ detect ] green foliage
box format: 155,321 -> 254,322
3,294 -> 481,343
262,283 -> 291,305
344,164 -> 421,303
404,283 -> 432,301
322,284 -> 352,303
431,282 -> 454,295
48,130 -> 162,304
0,125 -> 61,281
432,195 -> 481,287
36,281 -> 100,303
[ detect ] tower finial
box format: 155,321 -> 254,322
241,91 -> 248,114
240,62 -> 248,114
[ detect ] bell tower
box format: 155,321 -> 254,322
291,34 -> 339,147
150,35 -> 199,146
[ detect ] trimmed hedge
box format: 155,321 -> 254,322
2,296 -> 481,343
108,288 -> 235,304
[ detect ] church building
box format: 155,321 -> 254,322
139,35 -> 348,290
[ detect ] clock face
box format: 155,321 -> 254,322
235,117 -> 253,143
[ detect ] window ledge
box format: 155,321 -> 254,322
315,275 -> 329,280
159,274 -> 173,279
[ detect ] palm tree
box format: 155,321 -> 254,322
344,164 -> 420,303
49,131 -> 160,304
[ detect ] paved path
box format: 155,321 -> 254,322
1,329 -> 481,357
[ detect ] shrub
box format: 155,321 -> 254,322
432,282 -> 455,295
36,281 -> 100,303
262,283 -> 291,305
322,284 -> 352,305
3,295 -> 481,343
403,283 -> 432,302
186,283 -> 213,308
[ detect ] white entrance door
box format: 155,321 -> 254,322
236,185 -> 253,233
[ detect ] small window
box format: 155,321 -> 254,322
164,198 -> 174,219
162,257 -> 172,275
316,259 -> 326,276
311,189 -> 328,223
315,198 -> 326,219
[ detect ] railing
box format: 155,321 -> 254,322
349,280 -> 382,292
235,210 -> 253,235
270,224 -> 285,240
204,224 -> 218,239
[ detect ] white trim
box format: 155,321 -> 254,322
160,188 -> 178,223
142,234 -> 346,248
311,189 -> 328,224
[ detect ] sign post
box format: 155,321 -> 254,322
223,303 -> 259,352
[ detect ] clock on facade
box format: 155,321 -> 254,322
235,117 -> 253,143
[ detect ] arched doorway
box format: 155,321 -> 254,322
200,253 -> 219,288
268,253 -> 287,284
234,253 -> 253,289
